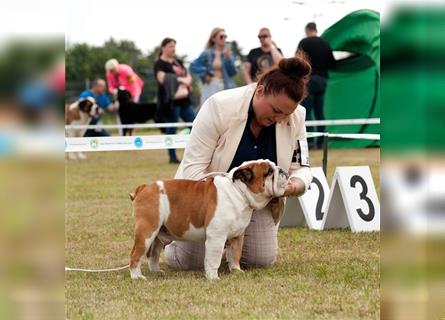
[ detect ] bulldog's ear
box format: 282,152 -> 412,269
269,197 -> 285,225
233,168 -> 253,183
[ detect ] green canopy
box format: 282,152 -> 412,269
321,9 -> 380,148
381,7 -> 445,154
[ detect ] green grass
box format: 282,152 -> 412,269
65,148 -> 380,319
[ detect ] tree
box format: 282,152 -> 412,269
65,38 -> 157,102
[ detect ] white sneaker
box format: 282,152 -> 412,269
77,152 -> 87,160
68,153 -> 77,160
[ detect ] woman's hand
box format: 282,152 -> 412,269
283,177 -> 306,197
178,76 -> 192,87
174,84 -> 189,100
204,74 -> 213,84
224,47 -> 232,59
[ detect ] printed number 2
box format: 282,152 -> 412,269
350,175 -> 375,221
311,177 -> 324,221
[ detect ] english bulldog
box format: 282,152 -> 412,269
65,97 -> 99,160
129,159 -> 289,280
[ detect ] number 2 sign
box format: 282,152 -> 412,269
280,167 -> 330,230
322,166 -> 380,232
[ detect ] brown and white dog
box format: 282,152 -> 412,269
129,159 -> 289,280
65,97 -> 98,160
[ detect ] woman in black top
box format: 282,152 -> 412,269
154,38 -> 196,163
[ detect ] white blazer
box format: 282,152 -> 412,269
175,83 -> 313,191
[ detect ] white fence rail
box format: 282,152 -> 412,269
65,118 -> 380,131
65,132 -> 379,153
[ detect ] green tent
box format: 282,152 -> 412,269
381,7 -> 445,154
321,9 -> 380,148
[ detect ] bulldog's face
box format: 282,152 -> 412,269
231,159 -> 289,209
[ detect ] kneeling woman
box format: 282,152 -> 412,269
165,55 -> 314,269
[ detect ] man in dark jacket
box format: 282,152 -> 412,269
297,22 -> 336,149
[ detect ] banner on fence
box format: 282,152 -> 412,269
65,135 -> 190,152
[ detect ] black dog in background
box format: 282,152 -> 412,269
117,89 -> 157,136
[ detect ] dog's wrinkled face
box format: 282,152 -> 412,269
78,98 -> 98,117
232,159 -> 288,209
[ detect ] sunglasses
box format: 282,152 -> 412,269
258,34 -> 269,39
218,34 -> 227,40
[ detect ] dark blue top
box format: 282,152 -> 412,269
79,90 -> 112,110
228,99 -> 277,172
79,89 -> 112,125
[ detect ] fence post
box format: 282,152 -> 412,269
322,132 -> 328,176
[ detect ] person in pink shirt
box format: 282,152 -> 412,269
105,58 -> 144,102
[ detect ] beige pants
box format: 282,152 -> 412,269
164,207 -> 279,270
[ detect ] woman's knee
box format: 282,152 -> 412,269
241,209 -> 279,268
164,241 -> 204,270
241,247 -> 278,268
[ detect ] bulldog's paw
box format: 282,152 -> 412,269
130,268 -> 146,280
149,268 -> 165,273
130,274 -> 147,280
205,270 -> 220,281
148,262 -> 163,273
131,274 -> 147,280
230,267 -> 244,274
228,262 -> 242,272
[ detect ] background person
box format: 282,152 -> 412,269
243,27 -> 283,84
296,22 -> 336,149
154,38 -> 196,164
79,78 -> 117,137
105,58 -> 144,103
164,56 -> 313,270
105,58 -> 144,135
190,27 -> 237,106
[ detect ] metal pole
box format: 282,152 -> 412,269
322,132 -> 328,176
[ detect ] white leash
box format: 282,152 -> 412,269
65,265 -> 129,273
201,172 -> 229,179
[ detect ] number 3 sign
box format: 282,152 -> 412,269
280,166 -> 380,232
322,166 -> 380,232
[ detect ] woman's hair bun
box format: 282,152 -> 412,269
278,54 -> 311,78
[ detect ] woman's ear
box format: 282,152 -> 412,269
255,85 -> 265,98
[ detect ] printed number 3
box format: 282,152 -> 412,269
350,175 -> 375,221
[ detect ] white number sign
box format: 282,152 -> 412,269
322,166 -> 380,232
280,167 -> 330,230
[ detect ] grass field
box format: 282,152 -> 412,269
65,147 -> 380,319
